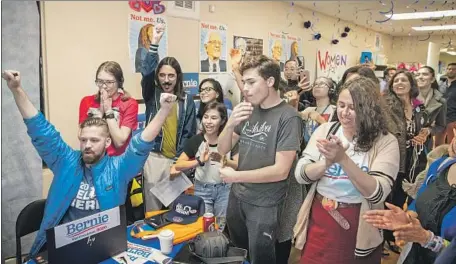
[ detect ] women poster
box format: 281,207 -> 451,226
128,12 -> 168,73
200,22 -> 228,73
316,46 -> 349,82
268,32 -> 286,71
233,36 -> 263,58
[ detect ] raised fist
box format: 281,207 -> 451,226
2,70 -> 21,91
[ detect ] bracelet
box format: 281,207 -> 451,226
196,156 -> 205,166
423,231 -> 445,252
423,230 -> 434,247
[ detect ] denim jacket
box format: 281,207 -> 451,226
26,113 -> 154,257
140,49 -> 196,158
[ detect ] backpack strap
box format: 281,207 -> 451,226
326,122 -> 341,139
315,122 -> 341,163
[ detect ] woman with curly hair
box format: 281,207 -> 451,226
291,77 -> 400,264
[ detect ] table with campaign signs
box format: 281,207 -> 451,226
24,224 -> 185,264
101,224 -> 185,264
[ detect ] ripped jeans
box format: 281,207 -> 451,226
194,180 -> 231,231
226,193 -> 283,264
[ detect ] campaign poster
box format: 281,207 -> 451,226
285,35 -> 302,61
128,12 -> 168,73
200,22 -> 228,73
233,36 -> 263,58
268,32 -> 286,71
183,73 -> 200,96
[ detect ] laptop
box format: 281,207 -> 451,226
38,205 -> 127,264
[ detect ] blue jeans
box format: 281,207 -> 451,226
194,180 -> 231,231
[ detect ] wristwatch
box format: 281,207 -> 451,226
196,156 -> 205,166
104,113 -> 115,119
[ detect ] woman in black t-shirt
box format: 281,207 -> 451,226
172,102 -> 238,230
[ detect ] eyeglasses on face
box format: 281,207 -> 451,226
199,87 -> 215,94
95,79 -> 117,87
312,82 -> 330,88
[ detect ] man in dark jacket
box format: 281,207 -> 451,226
139,23 -> 197,211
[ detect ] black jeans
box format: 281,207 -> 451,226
226,193 -> 282,264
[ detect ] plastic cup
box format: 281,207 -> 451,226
158,229 -> 174,254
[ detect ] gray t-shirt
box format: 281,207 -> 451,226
61,167 -> 100,224
233,101 -> 302,206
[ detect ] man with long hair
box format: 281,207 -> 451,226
140,23 -> 197,212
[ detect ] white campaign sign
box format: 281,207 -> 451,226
54,207 -> 121,249
113,242 -> 172,264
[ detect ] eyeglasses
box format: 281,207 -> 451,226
312,82 -> 330,88
199,87 -> 215,94
95,79 -> 117,87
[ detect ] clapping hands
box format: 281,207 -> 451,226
316,135 -> 349,166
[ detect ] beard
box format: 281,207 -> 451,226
82,151 -> 104,165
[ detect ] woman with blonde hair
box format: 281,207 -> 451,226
292,77 -> 400,264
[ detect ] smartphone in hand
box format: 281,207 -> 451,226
299,69 -> 310,83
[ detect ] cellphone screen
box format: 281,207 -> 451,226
144,213 -> 171,229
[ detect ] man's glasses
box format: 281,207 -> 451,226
199,87 -> 215,94
95,79 -> 117,87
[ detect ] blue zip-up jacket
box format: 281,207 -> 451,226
140,46 -> 196,158
26,113 -> 154,257
409,156 -> 456,239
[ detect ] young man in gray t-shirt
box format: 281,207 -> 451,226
218,55 -> 302,264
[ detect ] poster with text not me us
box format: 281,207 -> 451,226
128,11 -> 168,73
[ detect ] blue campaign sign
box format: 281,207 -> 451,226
183,73 -> 199,95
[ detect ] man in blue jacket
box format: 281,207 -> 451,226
139,23 -> 197,211
2,70 -> 176,258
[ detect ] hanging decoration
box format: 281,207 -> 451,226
350,40 -> 359,48
341,26 -> 350,38
350,33 -> 359,48
304,21 -> 312,29
284,1 -> 304,30
418,32 -> 432,41
376,1 -> 394,23
313,33 -> 322,40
